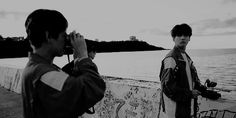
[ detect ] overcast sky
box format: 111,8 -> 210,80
0,0 -> 236,49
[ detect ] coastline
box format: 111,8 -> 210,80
0,65 -> 236,118
0,39 -> 166,59
0,49 -> 236,117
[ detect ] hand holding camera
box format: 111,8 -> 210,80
192,89 -> 201,98
67,31 -> 88,59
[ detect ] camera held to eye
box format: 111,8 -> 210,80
65,35 -> 72,47
63,33 -> 91,55
64,35 -> 73,54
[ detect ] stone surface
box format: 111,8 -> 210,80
0,66 -> 236,118
0,87 -> 23,118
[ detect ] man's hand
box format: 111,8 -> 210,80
68,31 -> 88,59
192,89 -> 201,98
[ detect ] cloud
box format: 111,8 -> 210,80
191,17 -> 236,36
138,17 -> 236,38
222,0 -> 236,4
138,28 -> 169,36
0,10 -> 27,19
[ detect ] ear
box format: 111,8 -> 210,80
45,31 -> 51,43
28,40 -> 36,51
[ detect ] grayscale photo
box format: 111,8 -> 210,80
0,0 -> 236,118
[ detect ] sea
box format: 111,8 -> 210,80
0,48 -> 236,100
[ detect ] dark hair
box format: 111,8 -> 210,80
25,9 -> 68,48
171,23 -> 192,38
87,45 -> 96,53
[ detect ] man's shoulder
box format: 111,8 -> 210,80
24,60 -> 58,77
165,48 -> 184,60
164,49 -> 176,59
163,57 -> 176,69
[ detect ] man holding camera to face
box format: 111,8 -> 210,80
21,9 -> 106,118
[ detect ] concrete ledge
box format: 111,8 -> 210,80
0,66 -> 236,118
91,76 -> 161,118
0,66 -> 22,94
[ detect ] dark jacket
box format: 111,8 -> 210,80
159,47 -> 206,118
21,54 -> 106,118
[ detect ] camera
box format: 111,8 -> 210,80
64,35 -> 73,54
204,79 -> 217,88
65,35 -> 72,48
63,33 -> 92,55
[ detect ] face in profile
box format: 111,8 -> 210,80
50,31 -> 68,57
88,51 -> 96,60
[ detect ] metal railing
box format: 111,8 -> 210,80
197,109 -> 236,118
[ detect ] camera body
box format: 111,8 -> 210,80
201,79 -> 221,100
65,34 -> 72,48
63,34 -> 91,54
64,35 -> 73,54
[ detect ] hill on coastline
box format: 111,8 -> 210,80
0,38 -> 165,58
64,39 -> 166,54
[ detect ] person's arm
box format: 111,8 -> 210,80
39,58 -> 105,116
160,57 -> 192,102
65,57 -> 106,110
190,63 -> 207,93
66,31 -> 105,113
39,31 -> 105,116
62,30 -> 105,111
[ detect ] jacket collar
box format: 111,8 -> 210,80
172,46 -> 185,62
29,53 -> 61,70
29,53 -> 52,65
173,47 -> 193,63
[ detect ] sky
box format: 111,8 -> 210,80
0,0 -> 236,49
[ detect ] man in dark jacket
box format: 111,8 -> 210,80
159,23 -> 206,118
21,9 -> 106,118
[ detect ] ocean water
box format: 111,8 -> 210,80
0,48 -> 236,99
93,48 -> 236,89
91,48 -> 236,100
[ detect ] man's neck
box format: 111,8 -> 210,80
175,46 -> 186,53
33,49 -> 54,64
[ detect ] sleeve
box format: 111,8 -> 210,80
62,60 -> 74,75
190,63 -> 207,93
160,57 -> 193,102
64,58 -> 106,113
39,58 -> 106,116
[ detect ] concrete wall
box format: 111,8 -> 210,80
0,66 -> 236,118
87,76 -> 161,118
0,66 -> 22,93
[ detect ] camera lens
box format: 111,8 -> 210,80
65,35 -> 72,47
64,35 -> 72,54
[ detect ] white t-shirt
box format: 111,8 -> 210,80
181,53 -> 193,90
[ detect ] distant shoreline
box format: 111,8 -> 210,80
0,39 -> 166,59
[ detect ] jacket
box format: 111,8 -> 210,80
159,47 -> 206,118
21,54 -> 106,118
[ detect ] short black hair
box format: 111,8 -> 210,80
87,46 -> 96,53
25,9 -> 68,48
171,23 -> 192,38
